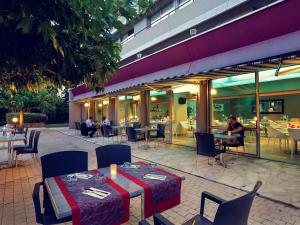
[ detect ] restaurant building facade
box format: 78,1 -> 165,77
69,0 -> 300,164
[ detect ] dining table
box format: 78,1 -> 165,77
45,162 -> 185,222
135,127 -> 158,149
0,134 -> 26,167
213,133 -> 241,166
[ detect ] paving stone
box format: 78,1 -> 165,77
0,128 -> 299,225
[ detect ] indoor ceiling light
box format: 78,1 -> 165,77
151,97 -> 157,102
133,95 -> 140,101
211,88 -> 218,95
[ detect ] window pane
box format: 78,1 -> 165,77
259,66 -> 300,164
211,73 -> 257,155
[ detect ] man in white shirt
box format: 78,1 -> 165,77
102,116 -> 111,126
86,117 -> 93,128
85,117 -> 96,137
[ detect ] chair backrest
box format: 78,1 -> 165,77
157,124 -> 165,138
95,145 -> 131,168
102,125 -> 111,137
41,151 -> 88,180
75,122 -> 81,130
133,122 -> 141,129
267,126 -> 284,137
213,181 -> 262,225
24,127 -> 29,138
28,130 -> 36,147
195,132 -> 215,157
288,128 -> 300,141
33,131 -> 41,153
80,122 -> 88,136
127,127 -> 137,141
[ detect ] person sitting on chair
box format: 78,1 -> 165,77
102,116 -> 111,127
224,116 -> 245,146
85,117 -> 96,137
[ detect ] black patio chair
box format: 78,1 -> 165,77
195,132 -> 226,166
133,122 -> 142,135
14,131 -> 41,167
80,122 -> 95,137
95,144 -> 131,168
150,124 -> 166,145
223,135 -> 245,158
102,125 -> 118,143
13,129 -> 35,151
139,181 -> 262,225
75,122 -> 81,134
32,151 -> 88,225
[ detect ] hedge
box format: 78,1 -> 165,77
6,112 -> 48,124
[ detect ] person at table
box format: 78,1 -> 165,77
101,116 -> 116,135
224,116 -> 245,145
85,117 -> 97,137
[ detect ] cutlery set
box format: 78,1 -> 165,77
82,187 -> 111,199
143,174 -> 167,181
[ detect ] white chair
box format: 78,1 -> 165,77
288,128 -> 300,157
266,126 -> 289,152
179,121 -> 194,137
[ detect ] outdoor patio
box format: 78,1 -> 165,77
59,127 -> 300,208
1,128 -> 298,225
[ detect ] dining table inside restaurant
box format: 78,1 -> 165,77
0,134 -> 26,167
135,127 -> 158,149
45,161 -> 185,224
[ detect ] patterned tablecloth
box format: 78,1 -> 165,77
54,169 -> 130,225
118,162 -> 182,218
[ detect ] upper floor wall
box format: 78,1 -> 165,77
119,0 -> 248,60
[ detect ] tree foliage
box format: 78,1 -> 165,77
0,0 -> 152,90
0,87 -> 68,115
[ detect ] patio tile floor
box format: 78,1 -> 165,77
0,128 -> 299,225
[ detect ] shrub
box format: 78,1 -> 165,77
6,112 -> 48,124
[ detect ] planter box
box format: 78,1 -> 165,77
8,122 -> 45,128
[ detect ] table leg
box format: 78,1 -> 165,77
141,192 -> 145,220
8,141 -> 12,167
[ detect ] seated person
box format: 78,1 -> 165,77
224,116 -> 245,146
101,116 -> 116,135
85,117 -> 97,137
102,116 -> 111,127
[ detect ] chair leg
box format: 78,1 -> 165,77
15,154 -> 18,167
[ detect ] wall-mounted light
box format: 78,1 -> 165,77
150,97 -> 157,102
211,88 -> 218,95
190,28 -> 197,36
98,103 -> 103,107
103,100 -> 109,105
133,95 -> 140,101
84,102 -> 90,108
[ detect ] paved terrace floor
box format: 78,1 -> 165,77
60,128 -> 300,209
0,128 -> 299,225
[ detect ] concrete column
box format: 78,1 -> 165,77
139,90 -> 149,127
196,81 -> 209,132
68,90 -> 82,128
108,97 -> 118,125
167,90 -> 173,144
124,95 -> 128,125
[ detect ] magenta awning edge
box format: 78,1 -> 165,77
107,0 -> 300,86
71,0 -> 300,97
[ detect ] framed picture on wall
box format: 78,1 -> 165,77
213,103 -> 224,112
252,99 -> 284,114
